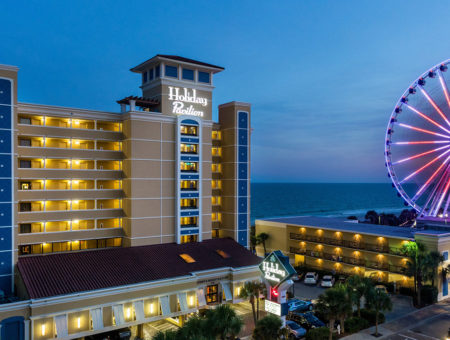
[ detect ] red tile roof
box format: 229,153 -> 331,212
17,238 -> 260,299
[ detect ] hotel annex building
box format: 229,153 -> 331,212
0,55 -> 261,339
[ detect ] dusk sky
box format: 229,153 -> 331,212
1,1 -> 450,183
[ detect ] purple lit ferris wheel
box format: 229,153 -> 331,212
385,59 -> 450,219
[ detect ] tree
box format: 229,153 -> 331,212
365,288 -> 392,336
153,330 -> 178,340
205,304 -> 243,340
250,234 -> 260,254
239,281 -> 265,325
177,315 -> 211,340
424,251 -> 444,287
346,275 -> 373,317
252,314 -> 283,340
257,232 -> 270,255
401,241 -> 443,307
315,285 -> 351,340
364,210 -> 379,224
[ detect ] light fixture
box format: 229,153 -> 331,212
150,303 -> 154,314
189,296 -> 194,306
75,160 -> 80,165
77,317 -> 81,329
41,324 -> 46,336
126,308 -> 131,318
237,287 -> 241,296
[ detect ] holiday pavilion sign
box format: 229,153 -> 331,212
259,250 -> 296,287
168,86 -> 208,117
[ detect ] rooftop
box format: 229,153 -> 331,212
18,238 -> 260,300
259,216 -> 416,239
130,54 -> 224,73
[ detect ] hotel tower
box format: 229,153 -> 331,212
0,56 -> 260,340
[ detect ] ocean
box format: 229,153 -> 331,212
250,183 -> 407,225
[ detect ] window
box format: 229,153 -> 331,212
216,249 -> 230,258
198,71 -> 210,83
19,160 -> 31,168
20,182 -> 31,190
179,253 -> 196,263
19,117 -> 31,125
149,68 -> 154,81
19,203 -> 32,212
206,284 -> 219,304
155,65 -> 160,78
180,125 -> 198,136
165,65 -> 178,78
143,71 -> 148,83
19,224 -> 31,234
182,68 -> 194,81
19,245 -> 31,255
180,143 -> 197,154
444,251 -> 449,261
19,138 -> 31,147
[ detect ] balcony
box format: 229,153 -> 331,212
290,233 -> 391,254
290,247 -> 403,274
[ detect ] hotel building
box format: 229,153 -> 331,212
256,216 -> 450,301
0,55 -> 260,339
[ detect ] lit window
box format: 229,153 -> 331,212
216,249 -> 230,258
179,253 -> 196,263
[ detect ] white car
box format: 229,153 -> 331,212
375,285 -> 389,295
321,275 -> 335,288
304,272 -> 319,285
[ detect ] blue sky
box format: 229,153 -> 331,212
1,1 -> 450,182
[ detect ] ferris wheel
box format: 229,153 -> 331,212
385,59 -> 450,219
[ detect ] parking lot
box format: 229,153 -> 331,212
293,281 -> 416,322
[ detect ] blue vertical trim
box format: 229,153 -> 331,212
237,111 -> 249,248
0,77 -> 13,295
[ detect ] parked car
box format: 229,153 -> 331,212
301,312 -> 326,328
320,275 -> 335,288
304,272 -> 319,285
286,320 -> 307,339
288,299 -> 314,312
287,312 -> 314,330
375,285 -> 389,295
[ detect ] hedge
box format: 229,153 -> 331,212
420,285 -> 438,305
359,309 -> 385,326
306,327 -> 336,340
344,317 -> 369,333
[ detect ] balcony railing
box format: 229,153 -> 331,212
290,233 -> 395,254
290,247 -> 400,272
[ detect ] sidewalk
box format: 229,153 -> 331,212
342,300 -> 450,340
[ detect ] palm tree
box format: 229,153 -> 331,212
177,315 -> 210,340
252,314 -> 283,340
346,275 -> 373,317
365,287 -> 392,336
402,241 -> 443,306
239,281 -> 265,324
424,251 -> 444,287
205,304 -> 243,340
250,234 -> 260,254
153,330 -> 178,340
257,232 -> 270,255
315,285 -> 351,340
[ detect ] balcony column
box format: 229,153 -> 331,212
129,100 -> 136,112
94,120 -> 97,130
120,103 -> 127,113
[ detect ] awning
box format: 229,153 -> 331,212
90,308 -> 103,331
196,288 -> 206,306
112,304 -> 125,326
159,295 -> 171,316
177,292 -> 189,312
134,300 -> 145,321
54,314 -> 68,338
221,281 -> 232,301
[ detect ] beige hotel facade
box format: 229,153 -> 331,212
0,55 -> 260,339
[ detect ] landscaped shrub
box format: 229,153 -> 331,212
399,286 -> 414,296
420,285 -> 438,305
344,317 -> 370,333
306,327 -> 336,340
360,308 -> 385,326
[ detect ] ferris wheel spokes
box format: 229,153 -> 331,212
413,153 -> 450,200
400,147 -> 450,183
394,145 -> 450,164
437,70 -> 450,109
398,123 -> 450,138
418,85 -> 450,127
405,103 -> 450,135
